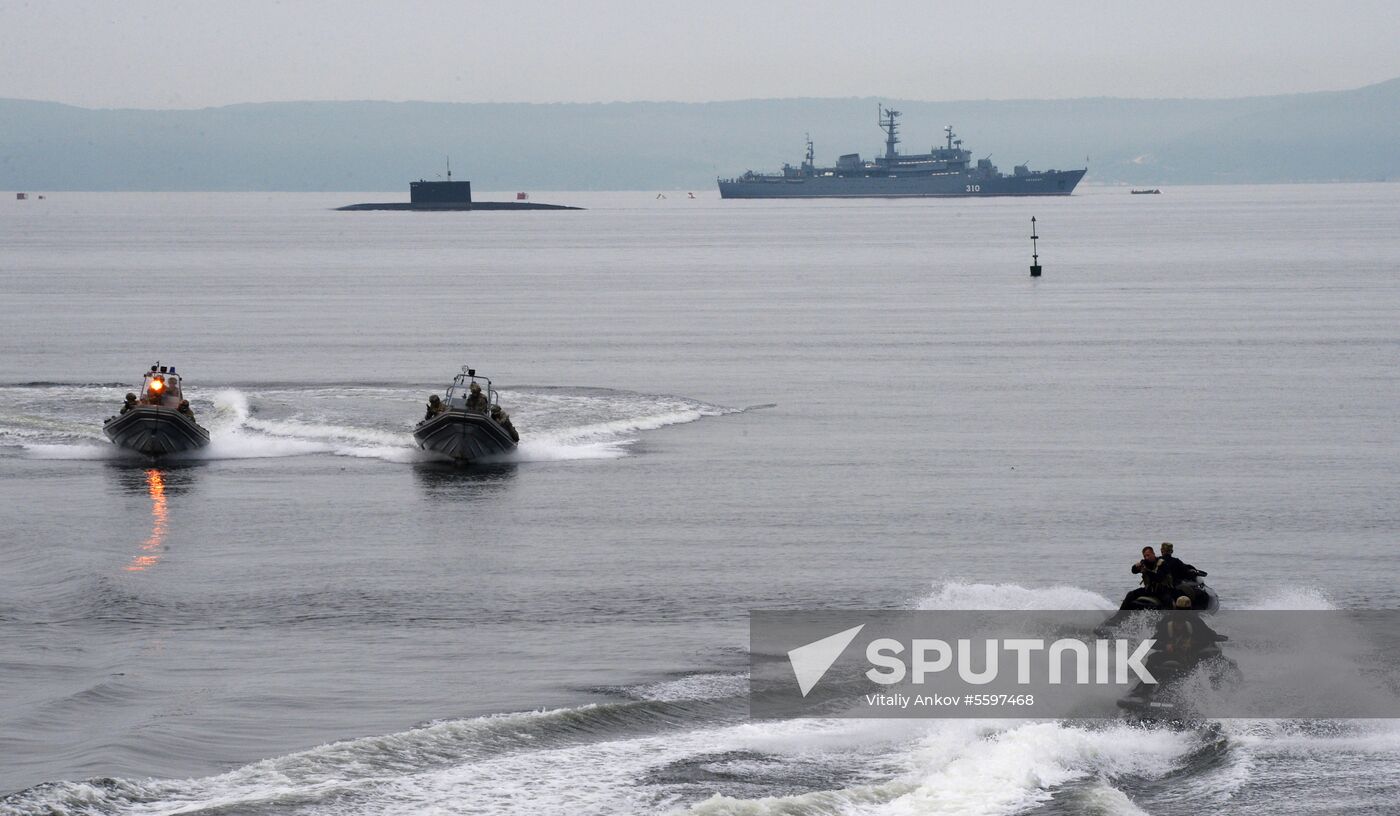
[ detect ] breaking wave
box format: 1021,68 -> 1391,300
8,581 -> 1396,815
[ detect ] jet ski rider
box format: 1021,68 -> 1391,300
1158,542 -> 1204,584
1120,545 -> 1176,610
1152,596 -> 1227,666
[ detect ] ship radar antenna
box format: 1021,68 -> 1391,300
446,156 -> 452,180
879,105 -> 901,160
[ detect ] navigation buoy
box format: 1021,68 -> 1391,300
1029,217 -> 1042,277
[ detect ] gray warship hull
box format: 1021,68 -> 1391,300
719,168 -> 1086,199
720,110 -> 1086,200
103,406 -> 211,456
413,410 -> 518,463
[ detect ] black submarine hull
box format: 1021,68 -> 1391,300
336,202 -> 581,211
337,178 -> 581,210
103,406 -> 211,456
413,410 -> 518,463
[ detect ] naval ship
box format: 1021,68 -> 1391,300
718,107 -> 1086,199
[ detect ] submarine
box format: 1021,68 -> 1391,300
414,366 -> 519,463
103,363 -> 211,456
338,175 -> 581,211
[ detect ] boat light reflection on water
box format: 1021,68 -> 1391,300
125,468 -> 168,572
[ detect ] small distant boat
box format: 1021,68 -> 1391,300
1130,189 -> 1161,195
413,366 -> 519,463
103,363 -> 210,456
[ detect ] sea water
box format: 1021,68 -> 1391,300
2,185 -> 1398,814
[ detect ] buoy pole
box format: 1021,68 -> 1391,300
1029,216 -> 1042,277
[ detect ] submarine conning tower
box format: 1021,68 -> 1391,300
409,180 -> 472,208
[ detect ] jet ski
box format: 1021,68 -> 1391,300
413,366 -> 519,463
1124,576 -> 1219,613
1116,638 -> 1242,719
1094,575 -> 1218,637
103,363 -> 210,456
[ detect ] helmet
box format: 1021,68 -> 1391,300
469,382 -> 482,392
125,392 -> 137,401
1174,596 -> 1193,609
490,404 -> 502,414
1161,542 -> 1174,554
179,399 -> 189,408
428,394 -> 441,404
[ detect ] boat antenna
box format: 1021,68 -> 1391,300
1029,217 -> 1042,278
446,156 -> 452,180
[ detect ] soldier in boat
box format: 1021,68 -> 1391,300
104,363 -> 211,455
490,404 -> 519,442
465,381 -> 489,412
424,393 -> 446,420
413,366 -> 520,462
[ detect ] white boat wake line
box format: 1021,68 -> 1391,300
15,387 -> 734,464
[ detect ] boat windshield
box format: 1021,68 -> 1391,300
443,366 -> 499,412
141,366 -> 184,407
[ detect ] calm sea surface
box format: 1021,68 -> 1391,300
2,185 -> 1398,814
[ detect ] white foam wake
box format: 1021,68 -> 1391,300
914,581 -> 1116,611
14,386 -> 727,465
10,580 -> 1398,815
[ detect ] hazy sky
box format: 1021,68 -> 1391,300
3,0 -> 1399,108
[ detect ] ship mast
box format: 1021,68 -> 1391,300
804,133 -> 815,175
879,105 -> 901,160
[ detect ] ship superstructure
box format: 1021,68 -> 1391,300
718,107 -> 1085,199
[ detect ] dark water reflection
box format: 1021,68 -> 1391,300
411,461 -> 517,500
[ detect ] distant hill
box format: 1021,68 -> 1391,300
2,79 -> 1397,191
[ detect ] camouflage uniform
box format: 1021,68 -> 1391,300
465,384 -> 489,413
424,394 -> 446,420
492,407 -> 520,442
